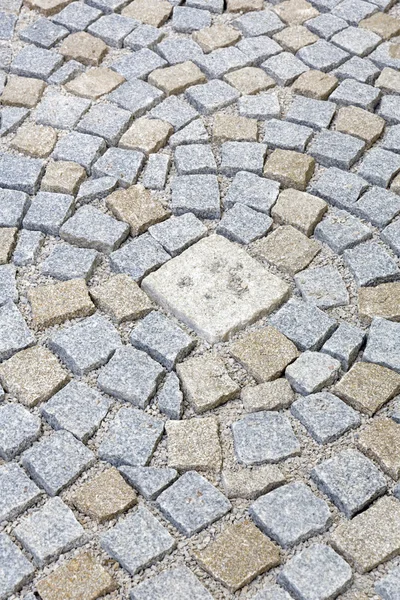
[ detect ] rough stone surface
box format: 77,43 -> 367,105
0,405 -> 41,460
166,417 -> 222,471
119,465 -> 178,500
90,274 -> 152,323
358,417 -> 400,479
0,463 -> 42,522
241,378 -> 294,412
256,225 -> 320,275
28,279 -> 95,328
358,283 -> 400,322
321,322 -> 365,369
0,532 -> 34,599
130,567 -> 213,600
363,317 -> 400,373
285,351 -> 341,394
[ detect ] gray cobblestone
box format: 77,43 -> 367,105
130,566 -> 213,600
23,192 -> 74,236
108,80 -> 164,117
225,170 -> 280,213
157,372 -> 183,420
0,302 -> 35,361
233,10 -> 284,37
171,174 -> 220,218
217,204 -> 272,244
42,243 -> 99,280
329,77 -> 381,109
343,241 -> 400,286
358,148 -> 400,187
119,465 -> 178,500
286,95 -> 336,129
0,405 -> 41,460
0,463 -> 41,522
297,39 -> 349,71
285,351 -> 341,394
20,17 -> 68,48
110,233 -> 170,281
321,322 -> 365,370
262,51 -> 308,86
186,79 -> 240,114
239,91 -> 281,119
142,154 -> 170,190
363,317 -> 400,373
11,45 -> 63,80
308,129 -> 364,169
295,265 -> 349,308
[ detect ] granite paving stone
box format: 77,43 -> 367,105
376,67 -> 400,93
66,67 -> 125,99
194,47 -> 250,80
106,185 -> 169,236
149,213 -> 206,256
224,171 -> 280,213
77,176 -> 118,203
52,2 -> 102,31
334,55 -> 380,83
232,411 -> 300,465
186,79 -> 240,114
295,265 -> 349,308
0,463 -> 42,522
285,351 -> 341,394
61,205 -> 129,253
35,90 -> 91,130
121,0 -> 172,27
263,119 -> 313,152
1,75 -> 46,108
193,24 -> 240,53
358,282 -> 400,323
357,148 -> 400,187
252,585 -> 293,600
239,91 -> 281,119
0,228 -> 17,264
0,153 -> 44,195
23,192 -> 74,236
360,12 -> 400,39
108,80 -> 163,117
241,378 -> 294,412
157,471 -> 231,536
237,36 -> 282,65
98,406 -> 164,466
314,209 -> 372,252
331,25 -> 381,56
306,13 -> 348,38
382,124 -> 400,153
149,96 -> 199,130
308,129 -> 365,169
221,141 -> 267,175
0,302 -> 35,361
321,322 -> 365,369
172,6 -> 211,32
93,148 -> 145,186
233,9 -> 285,37
13,230 -> 44,267
286,95 -> 336,129
11,123 -> 58,158
292,69 -> 338,99
41,380 -> 110,442
21,430 -> 95,495
77,103 -> 131,145
169,118 -> 209,147
20,17 -> 68,48
157,38 -> 203,65
332,0 -> 377,24
278,544 -> 353,599
273,24 -> 318,53
217,204 -> 273,244
382,218 -> 400,257
298,39 -> 349,71
53,131 -> 106,172
124,23 -> 163,50
119,465 -> 178,500
90,274 -> 152,323
110,233 -> 170,281
250,482 -> 331,547
42,243 -> 99,280
88,13 -> 137,47
48,60 -> 84,85
262,51 -> 309,86
378,95 -> 400,125
358,417 -> 400,479
111,48 -> 166,80
0,533 -> 34,599
29,278 -> 94,328
174,144 -> 217,175
263,149 -> 315,190
157,371 -> 183,420
291,391 -> 360,444
0,404 -> 41,460
224,66 -> 275,95
329,78 -> 380,110
119,118 -> 172,154
363,317 -> 400,373
11,45 -> 63,80
130,566 -> 213,600
355,187 -> 400,228
0,264 -> 18,306
343,241 -> 400,286
256,225 -> 320,275
166,417 -> 222,471
221,465 -> 286,499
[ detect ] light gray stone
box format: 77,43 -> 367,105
232,411 -> 300,465
262,51 -> 308,86
52,2 -> 102,32
291,392 -> 360,444
333,55 -> 379,83
101,506 -> 175,575
108,80 -> 164,117
217,204 -> 272,245
42,243 -> 99,280
295,265 -> 349,309
35,90 -> 91,130
375,567 -> 400,600
169,118 -> 209,148
157,372 -> 183,420
142,154 -> 170,190
382,125 -> 400,154
52,131 -> 106,171
224,170 -> 280,214
41,380 -> 111,442
149,213 -> 207,257
97,345 -> 164,407
252,585 -> 292,600
119,465 -> 178,500
297,39 -> 349,71
331,25 -> 380,57
306,13 -> 348,39
0,463 -> 41,522
0,107 -> 29,137
278,544 -> 353,599
238,91 -> 281,119
0,264 -> 17,306
174,144 -> 217,175
149,96 -> 199,130
11,45 -> 62,79
343,241 -> 400,286
48,313 -> 121,375
220,141 -> 267,176
130,566 -> 213,600
286,95 -> 336,130
48,60 -> 84,85
172,6 -> 211,32
13,497 -> 85,566
308,129 -> 364,169
314,208 -> 372,253
77,176 -> 118,203
170,174 -> 220,219
0,302 -> 35,361
0,405 -> 41,460
112,48 -> 166,81
13,230 -> 44,267
186,0 -> 223,12
0,11 -> 16,40
86,0 -> 129,13
19,17 -> 68,48
23,192 -> 74,236
194,46 -> 249,79
92,148 -> 145,187
233,9 -> 284,37
369,41 -> 400,70
157,38 -> 203,66
88,13 -> 137,48
124,24 -> 163,51
98,406 -> 164,466
0,533 -> 34,600
321,322 -> 365,370
382,219 -> 400,258
363,317 -> 400,373
312,449 -> 386,518
60,205 -> 129,254
238,36 -> 282,65
185,79 -> 240,114
332,0 -> 377,23
378,95 -> 400,125
250,482 -> 331,548
285,351 -> 341,395
130,311 -> 195,371
157,471 -> 231,536
0,189 -> 29,227
0,153 -> 44,195
263,119 -> 313,152
357,148 -> 400,187
329,77 -> 381,110
110,233 -> 170,281
354,187 -> 400,229
269,298 -> 337,351
310,167 -> 368,210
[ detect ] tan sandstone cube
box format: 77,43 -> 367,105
90,274 -> 153,323
292,69 -> 338,99
358,418 -> 400,479
375,67 -> 400,94
119,118 -> 173,154
66,68 -> 124,99
60,32 -> 108,66
256,225 -> 321,274
271,188 -> 327,236
358,282 -> 400,322
28,279 -> 95,328
166,417 -> 222,471
11,124 -> 57,158
193,24 -> 241,53
213,114 -> 258,142
274,25 -> 318,52
224,67 -> 275,95
360,12 -> 400,40
336,106 -> 385,146
41,161 -> 86,194
1,75 -> 46,108
0,228 -> 17,264
264,149 -> 315,190
122,0 -> 172,27
274,0 -> 319,25
148,61 -> 206,95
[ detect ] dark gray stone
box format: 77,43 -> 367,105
171,174 -> 220,219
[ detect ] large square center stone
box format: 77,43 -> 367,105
142,235 -> 290,343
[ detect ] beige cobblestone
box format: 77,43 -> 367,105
274,25 -> 318,53
149,61 -> 206,95
10,124 -> 57,158
166,417 -> 222,471
358,282 -> 400,322
193,24 -> 241,53
241,378 -> 295,412
227,0 -> 263,11
41,161 -> 86,194
335,106 -> 385,146
224,67 -> 275,95
25,0 -> 72,15
122,0 -> 172,27
360,12 -> 400,40
375,67 -> 400,94
1,75 -> 46,108
66,68 -> 124,99
274,0 -> 319,25
292,69 -> 338,100
271,188 -> 327,236
358,418 -> 400,479
222,465 -> 286,498
264,149 -> 315,190
89,274 -> 153,323
60,32 -> 108,66
119,118 -> 172,154
213,113 -> 258,142
0,228 -> 17,264
255,224 -> 320,274
28,279 -> 95,328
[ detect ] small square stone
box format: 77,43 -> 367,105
149,213 -> 207,257
14,497 -> 86,566
0,404 -> 41,460
217,204 -> 272,245
28,279 -> 94,328
321,322 -> 364,370
119,465 -> 178,500
263,119 -> 313,152
195,521 -> 280,592
98,406 -> 163,466
291,392 -> 360,444
41,161 -> 86,194
278,544 -> 352,599
308,130 -> 365,169
355,187 -> 400,229
35,90 -> 91,130
264,149 -> 315,190
157,471 -> 231,536
177,354 -> 239,413
237,36 -> 282,65
193,23 -> 241,53
0,228 -> 17,264
375,568 -> 400,600
13,230 -> 44,267
273,25 -> 318,53
42,243 -> 98,280
344,241 -> 400,287
66,67 -> 125,99
358,283 -> 400,323
60,205 -> 129,253
360,12 -> 400,40
250,482 -> 331,548
221,465 -> 285,501
59,31 -> 107,67
262,51 -> 308,86
256,225 -> 320,275
364,317 -> 400,374
0,153 -> 44,195
52,2 -> 102,32
174,144 -> 217,176
232,411 -> 300,465
71,468 -> 136,521
149,61 -> 205,96
383,124 -> 400,154
19,18 -> 66,49
49,60 -> 85,85
157,372 -> 183,420
23,191 -> 74,236
272,188 -> 326,236
332,0 -> 377,24
124,23 -> 164,51
48,313 -> 121,375
11,45 -> 62,80
119,118 -> 172,154
22,430 -> 95,496
130,567 -> 213,600
171,174 -> 220,219
331,25 -> 380,57
172,6 -> 211,32
0,302 -> 35,361
186,80 -> 240,115
358,147 -> 400,188
76,104 -> 131,146
88,0 -> 128,12
77,176 -> 118,204
88,14 -> 137,48
11,124 -> 57,159
157,38 -> 203,66
230,326 -> 299,383
334,361 -> 400,415
112,48 -> 167,81
121,0 -> 172,27
329,78 -> 380,110
0,264 -> 17,306
286,351 -> 341,394
0,189 -> 29,228
106,185 -> 169,237
297,39 -> 349,71
275,0 -> 319,24
108,80 -> 163,118
241,378 -> 294,412
93,147 -> 145,186
252,585 -> 292,600
109,232 -> 169,280
0,11 -> 16,39
336,106 -> 384,147
139,153 -> 169,190
314,209 -> 372,253
269,298 -> 337,351
224,66 -> 275,95
25,0 -> 72,15
194,46 -> 250,80
331,496 -> 400,573
220,141 -> 267,176
225,171 -> 279,214
166,417 -> 222,471
295,265 -> 349,309
101,505 -> 175,575
0,533 -> 34,599
90,274 -> 152,323
1,75 -> 45,108
187,0 -> 223,12
286,95 -> 336,130
36,552 -> 116,600
149,96 -> 199,131
306,13 -> 348,39
334,55 -> 379,84
0,463 -> 41,522
233,9 -> 285,37
292,68 -> 338,99
41,380 -> 110,442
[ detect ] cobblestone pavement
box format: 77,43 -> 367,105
1,0 -> 400,598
